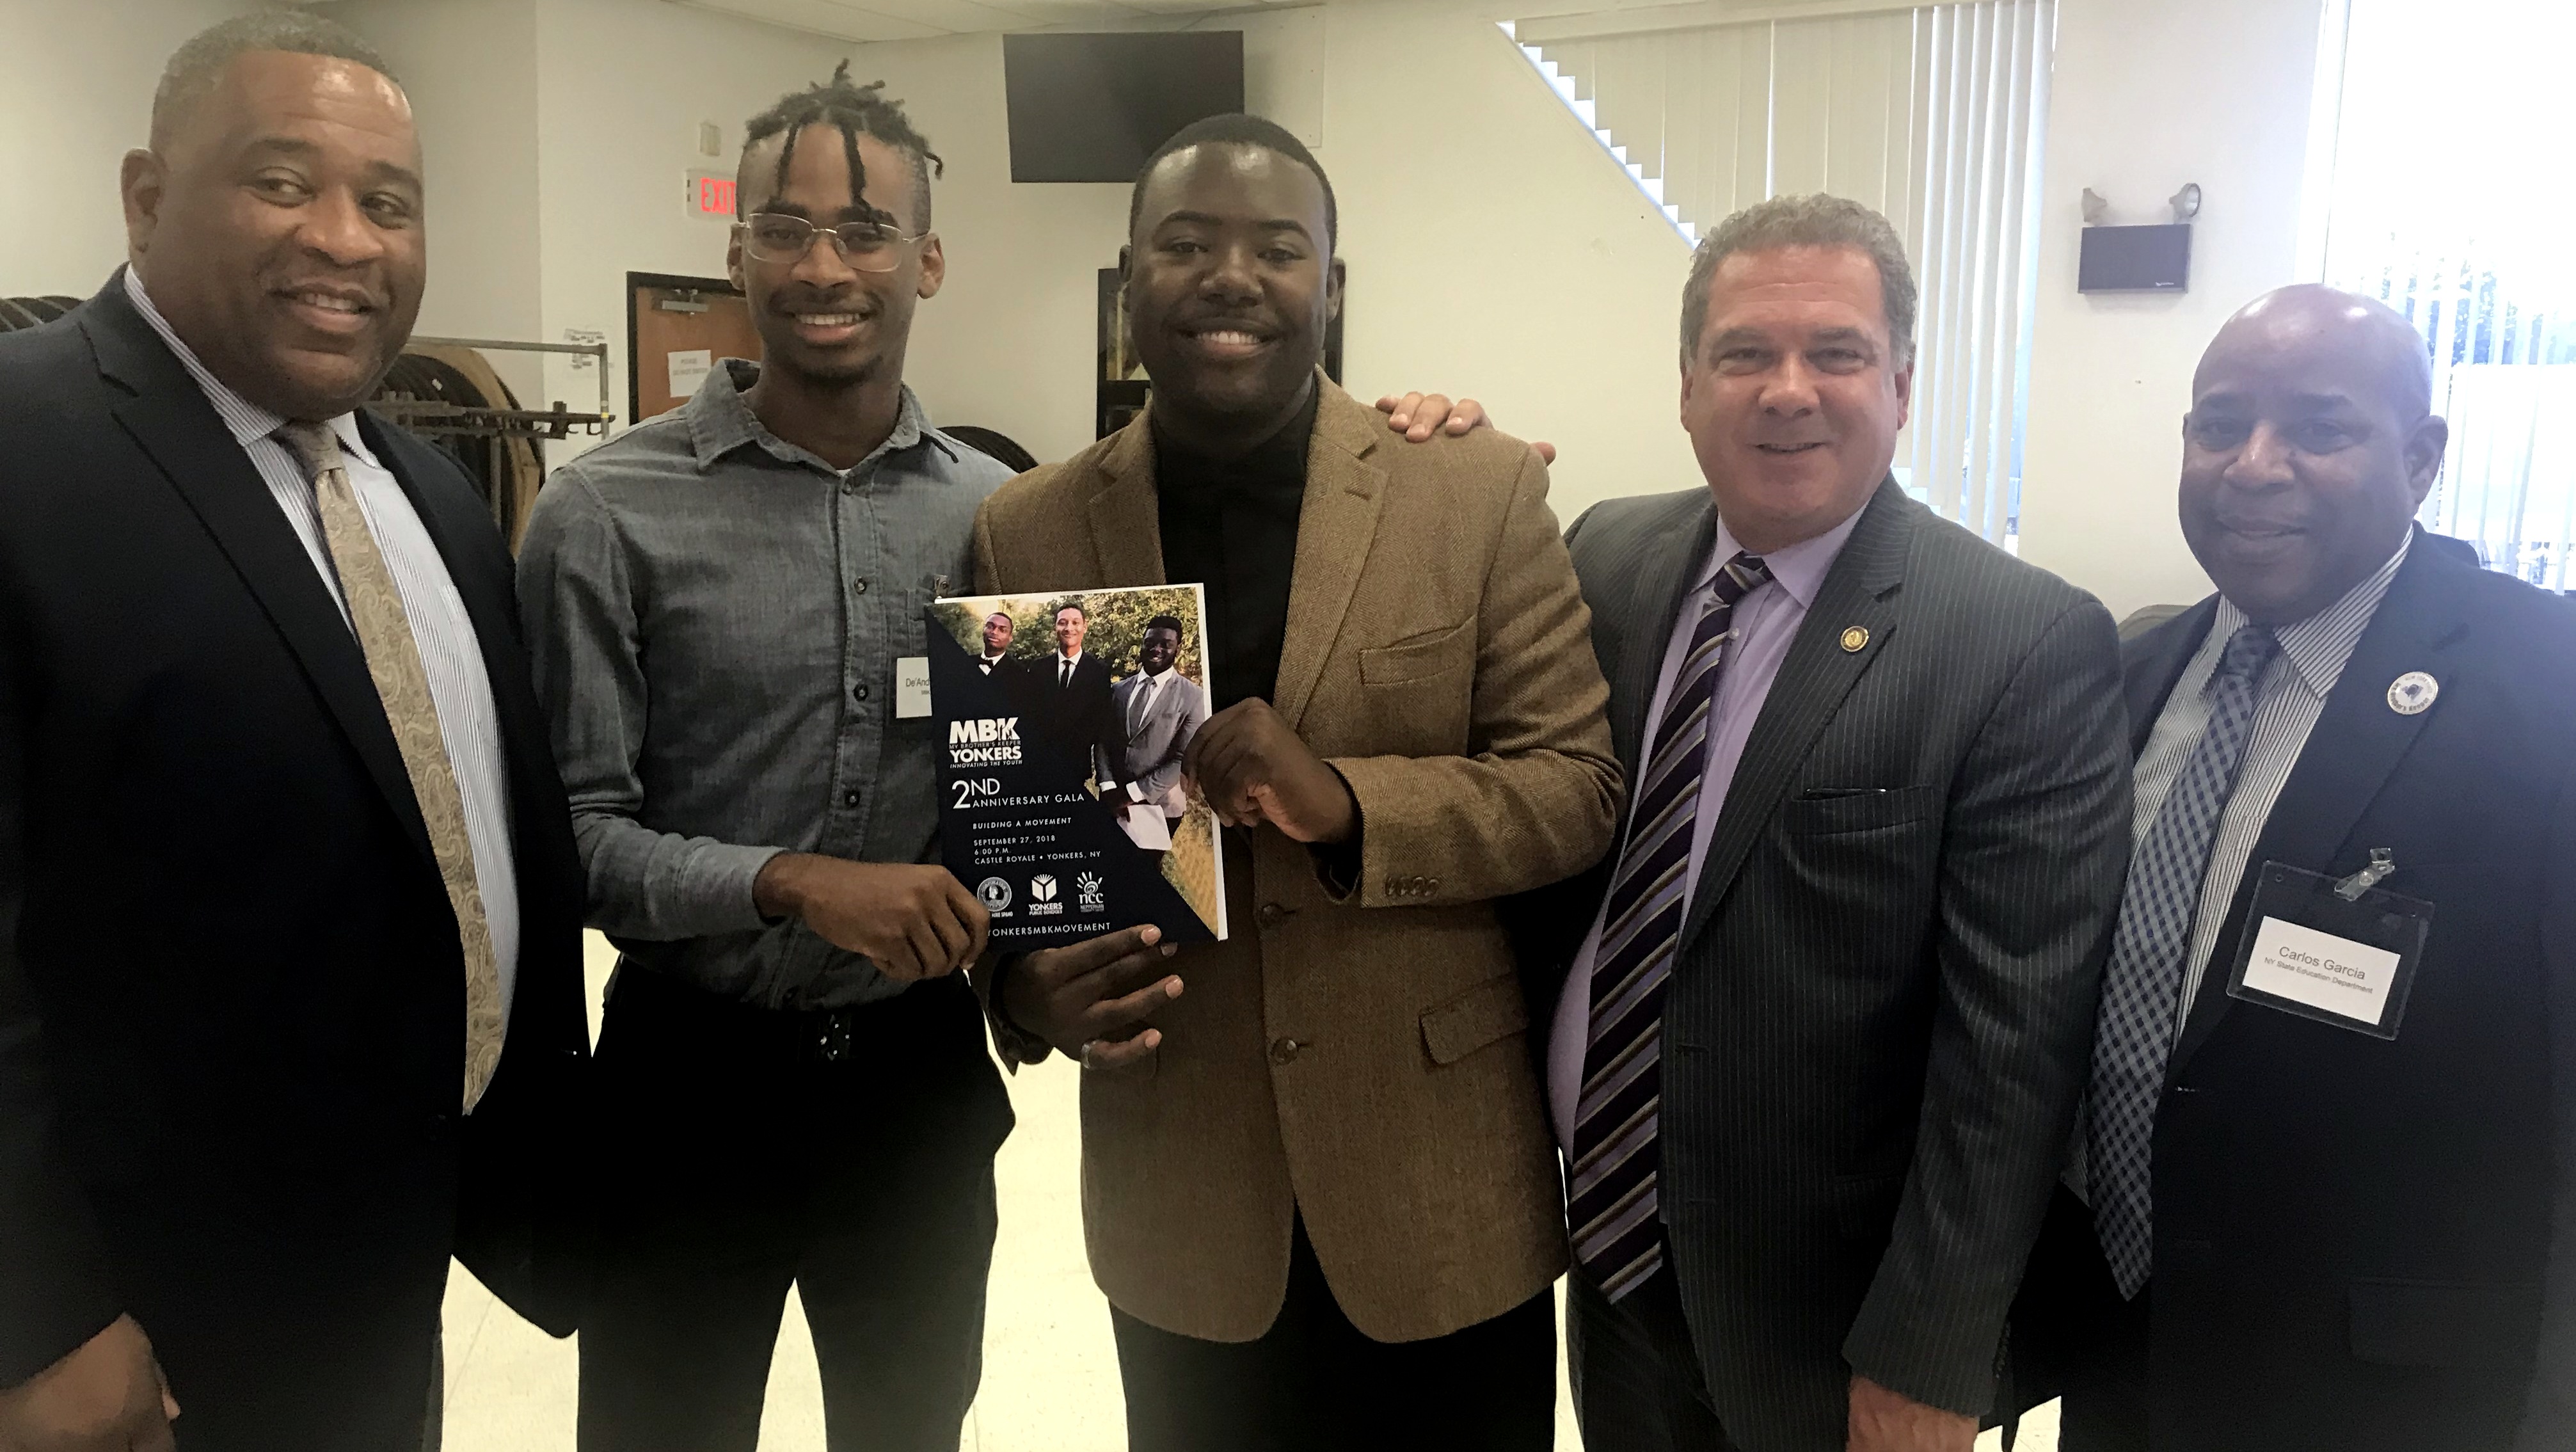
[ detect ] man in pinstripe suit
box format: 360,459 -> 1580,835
1525,194 -> 2132,1451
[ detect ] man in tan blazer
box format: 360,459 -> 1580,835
971,114 -> 1621,1450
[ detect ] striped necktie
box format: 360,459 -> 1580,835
2087,623 -> 2280,1297
1570,550 -> 1770,1302
277,421 -> 506,1112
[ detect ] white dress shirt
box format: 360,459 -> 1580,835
127,269 -> 521,1020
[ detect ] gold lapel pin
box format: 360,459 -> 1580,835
1840,626 -> 1870,653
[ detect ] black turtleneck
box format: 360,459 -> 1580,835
1152,384 -> 1319,713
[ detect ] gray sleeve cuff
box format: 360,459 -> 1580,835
690,842 -> 790,934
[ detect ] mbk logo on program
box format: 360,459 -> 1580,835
947,717 -> 1022,767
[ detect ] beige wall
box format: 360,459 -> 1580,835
529,0 -> 848,459
17,0 -> 2333,616
2014,0 -> 2328,618
322,0 -> 550,404
0,0 -> 261,298
847,1 -> 1703,513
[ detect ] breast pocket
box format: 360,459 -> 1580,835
1772,785 -> 1943,937
1355,617 -> 1476,755
1780,784 -> 1940,835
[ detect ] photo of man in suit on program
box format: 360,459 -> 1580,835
1526,193 -> 2131,1452
1022,602 -> 1127,800
975,610 -> 1019,678
1105,616 -> 1209,850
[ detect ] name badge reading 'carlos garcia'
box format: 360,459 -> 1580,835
2224,858 -> 2435,1040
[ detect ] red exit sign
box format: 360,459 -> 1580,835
686,170 -> 735,219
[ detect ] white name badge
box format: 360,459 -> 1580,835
2223,860 -> 2433,1041
2238,916 -> 2403,1028
895,656 -> 932,719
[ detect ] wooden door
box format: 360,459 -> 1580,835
627,271 -> 762,422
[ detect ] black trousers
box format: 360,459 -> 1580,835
94,1136 -> 451,1450
576,969 -> 1014,1452
141,1246 -> 443,1452
1111,1215 -> 1556,1451
2017,1190 -> 2151,1452
1566,1259 -> 1746,1452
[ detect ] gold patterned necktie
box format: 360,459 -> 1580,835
277,420 -> 504,1112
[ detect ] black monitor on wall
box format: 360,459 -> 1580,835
1004,32 -> 1246,183
2078,224 -> 2193,292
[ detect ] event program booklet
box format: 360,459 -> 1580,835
925,583 -> 1227,950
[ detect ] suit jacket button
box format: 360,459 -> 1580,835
1269,1037 -> 1301,1064
1257,902 -> 1287,927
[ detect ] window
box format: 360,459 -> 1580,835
1506,1 -> 2056,548
2310,0 -> 2575,590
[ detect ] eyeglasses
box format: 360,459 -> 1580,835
735,212 -> 928,271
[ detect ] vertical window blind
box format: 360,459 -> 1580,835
2314,0 -> 2575,591
1510,1 -> 2055,546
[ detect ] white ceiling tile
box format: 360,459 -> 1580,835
836,0 -> 1051,31
995,0 -> 1153,24
678,0 -> 947,41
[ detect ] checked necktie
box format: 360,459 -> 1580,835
1569,551 -> 1770,1302
277,422 -> 506,1112
2087,623 -> 2280,1297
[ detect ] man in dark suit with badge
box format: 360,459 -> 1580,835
2007,284 -> 2576,1451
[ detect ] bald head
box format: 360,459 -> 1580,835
2178,284 -> 2449,625
2199,283 -> 2433,421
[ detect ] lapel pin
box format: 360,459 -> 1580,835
2387,671 -> 2438,715
1840,626 -> 1870,653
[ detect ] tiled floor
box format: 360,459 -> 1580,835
436,934 -> 2057,1450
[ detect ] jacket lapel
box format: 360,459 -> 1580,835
84,280 -> 436,868
2123,596 -> 2220,755
1679,479 -> 1916,951
1085,417 -> 1168,589
2165,542 -> 2475,1078
1610,496 -> 1722,801
1273,382 -> 1388,730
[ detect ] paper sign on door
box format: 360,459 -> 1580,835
667,348 -> 713,401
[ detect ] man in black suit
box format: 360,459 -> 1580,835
0,14 -> 587,1450
1024,602 -> 1126,798
2006,285 -> 2576,1451
1530,194 -> 2131,1451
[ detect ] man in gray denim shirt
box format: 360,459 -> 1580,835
517,73 -> 1009,1451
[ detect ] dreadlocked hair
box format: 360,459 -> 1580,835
742,62 -> 943,232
